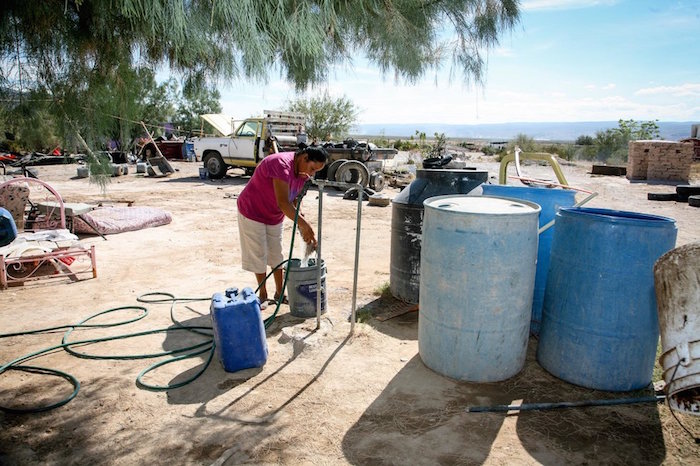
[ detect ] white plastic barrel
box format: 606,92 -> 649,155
655,242 -> 700,415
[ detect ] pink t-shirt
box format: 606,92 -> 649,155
237,152 -> 308,225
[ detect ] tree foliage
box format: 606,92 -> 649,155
1,1 -> 519,137
591,119 -> 660,162
508,133 -> 536,153
172,83 -> 222,137
575,135 -> 594,145
287,92 -> 358,141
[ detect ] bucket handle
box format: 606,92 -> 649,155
676,342 -> 691,367
538,191 -> 599,235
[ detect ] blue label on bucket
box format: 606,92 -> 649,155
297,283 -> 326,311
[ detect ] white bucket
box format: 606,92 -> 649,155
285,258 -> 326,318
655,242 -> 700,415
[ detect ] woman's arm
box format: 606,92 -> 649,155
272,178 -> 316,246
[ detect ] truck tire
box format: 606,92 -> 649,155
647,192 -> 678,201
336,160 -> 370,188
326,159 -> 346,182
369,171 -> 385,192
204,152 -> 227,179
675,185 -> 700,202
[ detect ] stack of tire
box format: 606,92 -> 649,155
648,185 -> 700,207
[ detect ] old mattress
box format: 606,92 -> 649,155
73,206 -> 172,235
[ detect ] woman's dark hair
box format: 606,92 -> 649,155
296,145 -> 328,164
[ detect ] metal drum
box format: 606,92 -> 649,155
537,207 -> 677,391
480,184 -> 577,335
390,169 -> 488,303
419,195 -> 540,382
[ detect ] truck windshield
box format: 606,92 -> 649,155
236,121 -> 260,138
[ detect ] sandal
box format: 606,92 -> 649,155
271,294 -> 289,305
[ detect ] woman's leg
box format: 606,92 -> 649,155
266,222 -> 285,301
273,268 -> 283,301
256,272 -> 268,302
238,212 -> 269,302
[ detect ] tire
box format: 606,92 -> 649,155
357,149 -> 371,162
336,160 -> 370,187
204,152 -> 227,179
369,171 -> 385,192
675,185 -> 700,202
326,159 -> 346,182
647,192 -> 678,201
689,195 -> 700,207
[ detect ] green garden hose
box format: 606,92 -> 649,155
0,181 -> 311,413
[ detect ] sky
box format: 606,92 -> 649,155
217,0 -> 700,126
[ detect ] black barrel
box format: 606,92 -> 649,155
390,169 -> 488,303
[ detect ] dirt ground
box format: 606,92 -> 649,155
1,155 -> 699,465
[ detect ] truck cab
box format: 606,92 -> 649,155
194,111 -> 304,179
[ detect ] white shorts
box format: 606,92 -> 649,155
237,212 -> 284,274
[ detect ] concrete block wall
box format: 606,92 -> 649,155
627,140 -> 696,182
627,141 -> 649,180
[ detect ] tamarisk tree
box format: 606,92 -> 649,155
0,0 -> 520,162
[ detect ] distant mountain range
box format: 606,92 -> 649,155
353,121 -> 697,142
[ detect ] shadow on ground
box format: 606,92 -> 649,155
160,307 -> 311,406
356,295 -> 419,341
342,336 -> 666,465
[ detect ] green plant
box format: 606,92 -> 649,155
287,92 -> 358,141
508,133 -> 537,153
591,119 -> 661,163
356,308 -> 374,323
373,281 -> 392,299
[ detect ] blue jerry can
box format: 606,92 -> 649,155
210,287 -> 268,372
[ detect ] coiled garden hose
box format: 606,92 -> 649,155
0,182 -> 311,413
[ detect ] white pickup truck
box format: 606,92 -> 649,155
193,110 -> 305,179
193,110 -> 393,191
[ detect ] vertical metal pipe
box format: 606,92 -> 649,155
316,183 -> 324,330
351,184 -> 363,333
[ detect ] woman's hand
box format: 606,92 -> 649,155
298,219 -> 317,249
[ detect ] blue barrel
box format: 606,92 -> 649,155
537,207 -> 677,391
481,185 -> 577,335
419,195 -> 541,382
185,141 -> 196,161
0,207 -> 18,247
210,287 -> 268,372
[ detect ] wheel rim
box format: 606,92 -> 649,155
336,160 -> 369,187
207,157 -> 221,174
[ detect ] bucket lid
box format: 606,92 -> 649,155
424,195 -> 540,215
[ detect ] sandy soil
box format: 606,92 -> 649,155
1,156 -> 699,465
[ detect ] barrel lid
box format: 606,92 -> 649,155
424,195 -> 540,214
558,207 -> 677,227
392,169 -> 489,205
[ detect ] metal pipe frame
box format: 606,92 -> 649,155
312,180 -> 364,333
